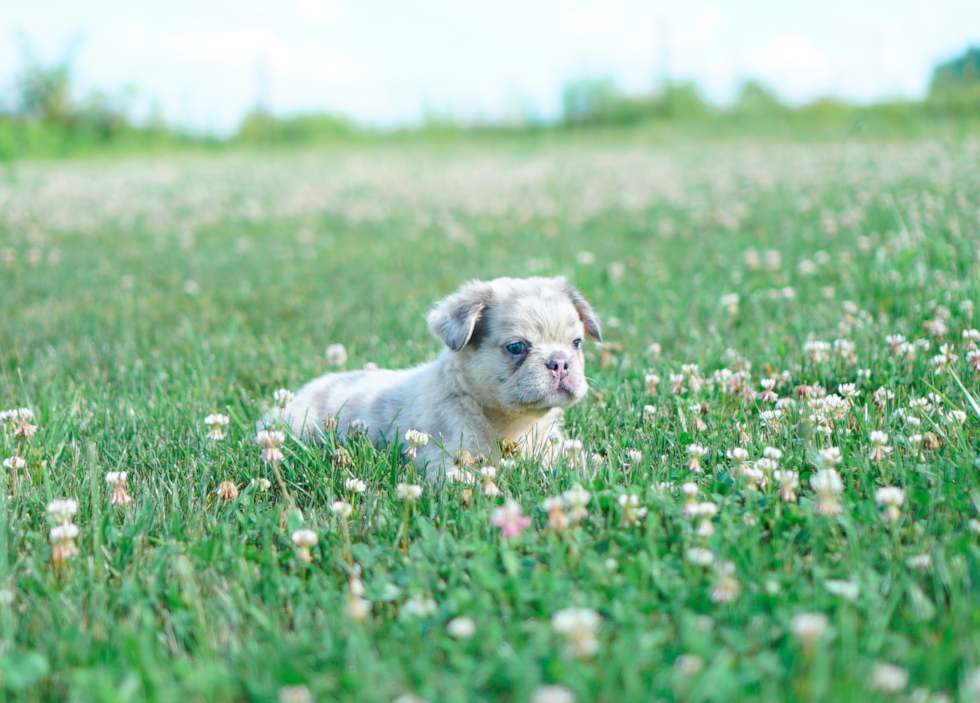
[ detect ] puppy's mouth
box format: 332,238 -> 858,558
521,382 -> 580,409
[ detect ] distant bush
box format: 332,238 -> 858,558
234,109 -> 355,144
0,39 -> 192,160
927,47 -> 980,114
562,79 -> 710,125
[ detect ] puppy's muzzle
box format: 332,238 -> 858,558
546,357 -> 570,382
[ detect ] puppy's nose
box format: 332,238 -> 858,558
546,358 -> 569,379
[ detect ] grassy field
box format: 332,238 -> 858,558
2,134 -> 980,702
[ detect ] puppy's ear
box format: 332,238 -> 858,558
427,281 -> 494,351
562,282 -> 602,342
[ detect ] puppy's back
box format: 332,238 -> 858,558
269,367 -> 416,440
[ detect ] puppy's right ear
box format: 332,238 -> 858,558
426,281 -> 494,351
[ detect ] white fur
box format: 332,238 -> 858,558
265,276 -> 601,481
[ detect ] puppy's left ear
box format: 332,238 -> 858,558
426,280 -> 494,351
563,284 -> 602,342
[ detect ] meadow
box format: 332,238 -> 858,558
1,132 -> 980,702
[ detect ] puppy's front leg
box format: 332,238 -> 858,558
521,408 -> 567,469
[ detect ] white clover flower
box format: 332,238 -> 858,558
562,483 -> 591,522
330,500 -> 353,519
46,499 -> 79,525
49,524 -> 80,541
872,387 -> 895,407
965,668 -> 980,701
871,662 -> 909,693
968,349 -> 980,371
345,578 -> 371,622
763,446 -> 783,461
345,478 -> 367,493
616,494 -> 647,526
644,374 -> 661,396
446,616 -> 477,639
251,478 -> 272,491
694,501 -> 718,537
401,595 -> 437,618
720,293 -> 740,314
204,413 -> 230,440
825,579 -> 860,600
681,481 -> 701,515
741,466 -> 765,491
685,547 -> 715,567
256,429 -> 286,460
906,553 -> 932,570
0,408 -> 37,439
710,565 -> 741,603
886,334 -> 907,354
758,378 -> 778,402
325,343 -> 348,366
868,431 -> 893,461
803,340 -> 831,364
216,480 -> 239,500
348,418 -> 369,435
105,471 -> 133,505
551,607 -> 601,658
290,529 -> 318,563
727,446 -> 749,463
278,685 -> 313,703
49,522 -> 80,563
774,470 -> 800,502
530,685 -> 576,703
946,410 -> 967,426
875,487 -> 905,522
816,447 -> 842,468
402,429 -> 430,459
2,456 -> 26,471
273,389 -> 295,409
105,471 -> 128,485
759,409 -> 783,432
625,449 -> 644,465
481,473 -> 502,497
674,653 -> 705,676
686,443 -> 708,473
810,469 -> 844,516
909,397 -> 933,413
791,612 -> 829,646
396,483 -> 423,502
541,496 -> 570,532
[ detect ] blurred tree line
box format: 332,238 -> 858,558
0,39 -> 197,159
560,46 -> 980,130
1,41 -> 979,160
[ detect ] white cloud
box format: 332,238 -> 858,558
296,0 -> 337,25
746,35 -> 834,101
171,29 -> 293,69
304,46 -> 356,79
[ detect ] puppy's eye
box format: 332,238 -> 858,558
505,342 -> 526,355
572,338 -> 583,350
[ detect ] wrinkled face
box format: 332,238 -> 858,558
436,279 -> 597,415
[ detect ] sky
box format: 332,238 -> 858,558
1,0 -> 979,134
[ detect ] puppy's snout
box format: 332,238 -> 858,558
546,358 -> 570,380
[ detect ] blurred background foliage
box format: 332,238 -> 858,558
2,39 -> 980,161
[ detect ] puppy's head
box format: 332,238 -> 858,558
427,277 -> 601,414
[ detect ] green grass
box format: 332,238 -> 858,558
2,135 -> 980,702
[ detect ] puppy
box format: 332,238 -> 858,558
267,276 -> 601,480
